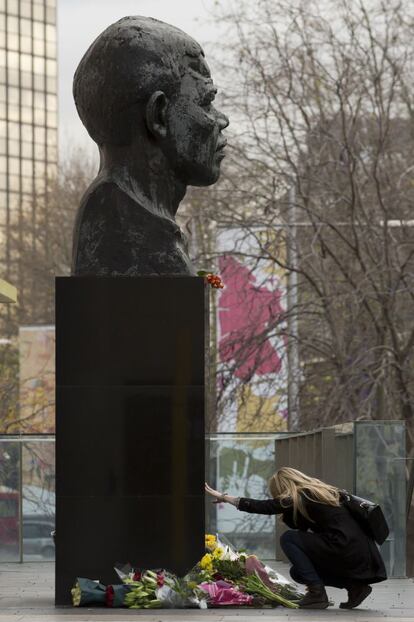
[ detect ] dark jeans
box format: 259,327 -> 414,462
280,530 -> 354,589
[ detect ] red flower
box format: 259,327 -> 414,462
156,572 -> 165,587
105,585 -> 115,608
132,571 -> 142,581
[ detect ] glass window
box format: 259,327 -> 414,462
0,137 -> 5,153
0,156 -> 6,173
7,103 -> 19,122
20,1 -> 31,19
8,87 -> 19,105
0,85 -> 5,101
34,142 -> 45,159
0,173 -> 6,188
20,18 -> 31,36
21,141 -> 32,159
0,32 -> 6,48
0,11 -> 4,27
22,159 -> 32,176
21,90 -> 32,107
34,127 -> 45,143
47,145 -> 57,161
21,106 -> 33,123
21,71 -> 32,89
9,174 -> 19,191
8,32 -> 19,51
20,35 -> 32,54
8,52 -> 19,70
21,124 -> 32,142
35,161 -> 45,177
46,94 -> 57,112
34,176 -> 45,193
34,91 -> 44,108
9,157 -> 19,175
34,107 -> 45,124
0,120 -> 5,135
7,16 -> 18,33
45,6 -> 56,24
46,0 -> 56,6
33,38 -> 45,57
21,53 -> 32,72
33,22 -> 44,40
33,4 -> 44,20
7,0 -> 18,15
33,73 -> 45,91
47,162 -> 57,178
45,24 -> 56,42
8,122 -> 19,140
7,68 -> 19,86
8,138 -> 19,156
46,42 -> 56,59
0,50 -> 5,67
46,110 -> 56,128
46,128 -> 56,146
0,68 -> 5,83
8,192 -> 20,211
46,75 -> 56,93
0,191 -> 6,208
21,176 -> 32,193
0,101 -> 5,119
46,59 -> 56,77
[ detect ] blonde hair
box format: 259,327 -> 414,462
269,467 -> 340,523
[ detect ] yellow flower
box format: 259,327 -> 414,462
212,546 -> 224,560
205,534 -> 217,551
200,553 -> 213,571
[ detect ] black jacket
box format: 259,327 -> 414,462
238,493 -> 387,584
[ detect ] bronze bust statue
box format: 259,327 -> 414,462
71,16 -> 229,276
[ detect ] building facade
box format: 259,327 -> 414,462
0,0 -> 57,292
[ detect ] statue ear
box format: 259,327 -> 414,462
146,91 -> 168,139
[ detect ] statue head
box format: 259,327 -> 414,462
73,16 -> 229,187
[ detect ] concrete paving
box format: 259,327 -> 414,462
0,562 -> 413,622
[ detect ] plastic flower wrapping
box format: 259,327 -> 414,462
71,533 -> 303,609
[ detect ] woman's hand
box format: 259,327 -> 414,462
205,482 -> 227,503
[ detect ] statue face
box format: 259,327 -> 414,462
164,54 -> 229,186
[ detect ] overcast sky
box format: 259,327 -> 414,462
58,0 -> 224,159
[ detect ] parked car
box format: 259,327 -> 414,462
23,519 -> 55,559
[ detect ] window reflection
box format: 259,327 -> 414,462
34,108 -> 45,124
8,33 -> 19,51
34,127 -> 45,144
21,124 -> 33,142
21,176 -> 33,193
0,157 -> 6,173
9,157 -> 19,175
20,36 -> 32,54
46,76 -> 56,93
7,16 -> 18,34
9,174 -> 20,191
46,94 -> 57,112
8,87 -> 19,105
0,85 -> 5,102
8,122 -> 19,140
33,22 -> 44,40
21,71 -> 32,89
20,18 -> 32,36
0,137 -> 5,154
34,91 -> 44,109
7,0 -> 19,15
46,59 -> 56,77
8,139 -> 20,157
34,143 -> 45,160
21,53 -> 32,73
0,174 -> 6,189
34,74 -> 45,91
33,4 -> 44,21
0,102 -> 6,119
7,103 -> 19,122
7,69 -> 19,86
20,2 -> 32,19
46,7 -> 56,24
33,39 -> 45,57
21,107 -> 33,124
22,142 -> 32,159
22,159 -> 32,177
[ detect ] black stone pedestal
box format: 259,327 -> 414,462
55,277 -> 207,605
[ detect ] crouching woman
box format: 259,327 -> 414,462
205,467 -> 386,610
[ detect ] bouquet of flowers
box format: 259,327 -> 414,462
71,533 -> 302,609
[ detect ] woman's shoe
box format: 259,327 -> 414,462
298,584 -> 329,609
339,584 -> 372,609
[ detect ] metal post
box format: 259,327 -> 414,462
287,186 -> 300,431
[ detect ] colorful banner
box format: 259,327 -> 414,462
216,228 -> 288,432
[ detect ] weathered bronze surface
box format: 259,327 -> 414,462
71,16 -> 229,276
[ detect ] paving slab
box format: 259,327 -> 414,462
0,562 -> 413,621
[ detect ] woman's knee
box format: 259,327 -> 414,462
280,529 -> 300,551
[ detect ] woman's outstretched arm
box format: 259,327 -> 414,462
205,482 -> 287,515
